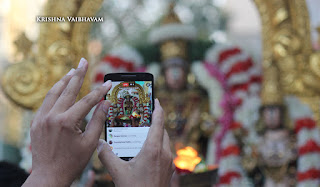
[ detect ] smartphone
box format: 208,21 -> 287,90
104,73 -> 154,161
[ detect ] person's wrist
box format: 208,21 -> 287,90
23,168 -> 73,187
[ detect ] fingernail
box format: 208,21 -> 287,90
67,68 -> 75,76
97,140 -> 104,153
102,80 -> 112,87
78,58 -> 86,68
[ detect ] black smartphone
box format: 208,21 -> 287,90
104,73 -> 154,161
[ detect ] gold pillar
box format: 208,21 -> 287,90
254,0 -> 320,125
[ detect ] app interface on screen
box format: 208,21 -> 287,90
106,81 -> 153,157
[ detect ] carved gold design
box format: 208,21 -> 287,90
254,0 -> 320,125
310,53 -> 320,78
163,3 -> 181,24
260,65 -> 283,105
1,0 -> 103,110
160,40 -> 187,61
14,33 -> 33,60
2,60 -> 45,109
158,3 -> 188,61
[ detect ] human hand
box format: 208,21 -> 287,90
23,58 -> 111,187
85,170 -> 96,187
97,99 -> 175,187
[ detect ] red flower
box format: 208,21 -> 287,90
226,58 -> 253,79
95,72 -> 104,83
230,83 -> 249,94
221,145 -> 240,157
230,122 -> 242,130
102,56 -> 135,71
298,140 -> 320,155
219,171 -> 241,184
297,168 -> 320,181
250,75 -> 262,84
295,118 -> 316,133
218,48 -> 241,64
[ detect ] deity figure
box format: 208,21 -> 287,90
243,104 -> 297,187
123,95 -> 134,116
148,5 -> 215,157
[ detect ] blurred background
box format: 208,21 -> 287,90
0,0 -> 319,186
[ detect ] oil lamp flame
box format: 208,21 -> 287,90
173,146 -> 201,172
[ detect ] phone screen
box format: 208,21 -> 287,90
105,80 -> 153,159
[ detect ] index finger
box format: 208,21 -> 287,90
144,99 -> 165,148
39,68 -> 75,114
52,58 -> 88,113
66,81 -> 112,121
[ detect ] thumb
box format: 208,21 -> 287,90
97,139 -> 125,176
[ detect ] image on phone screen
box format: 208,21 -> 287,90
105,80 -> 153,159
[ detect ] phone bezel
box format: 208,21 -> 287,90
104,73 -> 154,161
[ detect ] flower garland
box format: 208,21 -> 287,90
285,96 -> 320,187
192,60 -> 249,186
195,62 -> 241,163
203,44 -> 262,186
218,131 -> 248,187
191,61 -> 224,118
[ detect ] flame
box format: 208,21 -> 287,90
173,146 -> 201,172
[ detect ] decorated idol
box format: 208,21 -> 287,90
147,5 -> 215,158
242,95 -> 320,186
146,5 -> 262,186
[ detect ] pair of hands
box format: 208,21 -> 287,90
22,58 -> 175,187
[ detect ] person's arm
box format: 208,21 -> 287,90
98,99 -> 175,187
23,58 -> 112,187
23,170 -> 70,187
